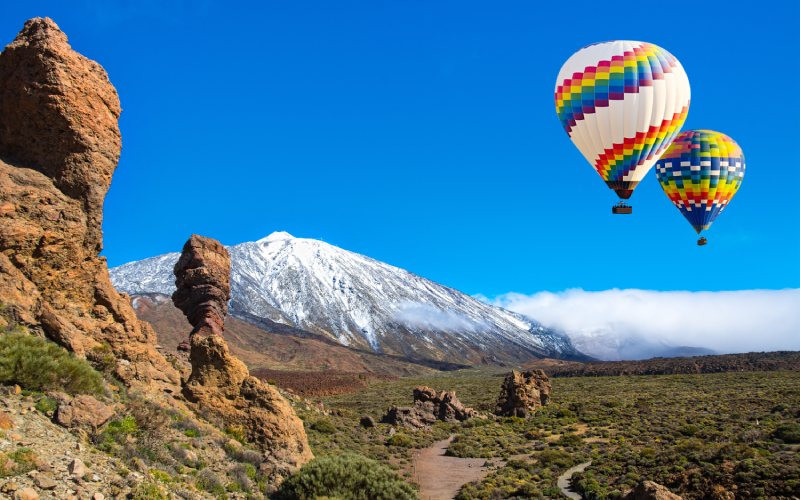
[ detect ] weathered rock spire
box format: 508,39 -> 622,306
173,234 -> 313,476
0,17 -> 179,388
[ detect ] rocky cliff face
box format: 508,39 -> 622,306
0,18 -> 178,389
0,18 -> 312,487
173,235 -> 313,474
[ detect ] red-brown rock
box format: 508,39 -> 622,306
623,481 -> 683,500
0,18 -> 179,390
173,235 -> 313,475
54,394 -> 114,430
381,385 -> 477,428
496,369 -> 551,418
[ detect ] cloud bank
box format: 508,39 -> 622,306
486,289 -> 800,360
393,302 -> 487,332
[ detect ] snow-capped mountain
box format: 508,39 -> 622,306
110,231 -> 585,365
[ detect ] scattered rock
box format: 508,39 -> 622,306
54,395 -> 114,430
172,235 -> 313,476
495,369 -> 551,418
34,474 -> 57,490
624,480 -> 683,500
68,458 -> 86,479
381,386 -> 477,428
360,416 -> 376,428
1,481 -> 19,493
13,487 -> 39,500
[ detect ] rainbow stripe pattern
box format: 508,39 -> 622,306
554,41 -> 691,200
555,43 -> 680,135
655,130 -> 745,233
593,106 -> 689,183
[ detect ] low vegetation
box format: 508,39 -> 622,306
0,332 -> 105,395
534,351 -> 800,377
294,369 -> 800,499
275,453 -> 417,500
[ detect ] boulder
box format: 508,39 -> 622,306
0,17 -> 179,390
173,235 -> 313,476
496,369 -> 551,417
359,416 -> 376,428
623,481 -> 683,500
381,385 -> 477,428
68,458 -> 86,479
54,395 -> 114,430
13,488 -> 38,500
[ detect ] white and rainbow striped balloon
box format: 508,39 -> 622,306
555,41 -> 691,201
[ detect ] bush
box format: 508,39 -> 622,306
0,333 -> 104,395
310,419 -> 337,434
130,481 -> 168,500
276,453 -> 416,500
386,433 -> 414,448
772,423 -> 800,444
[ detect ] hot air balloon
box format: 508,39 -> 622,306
654,130 -> 745,245
555,41 -> 691,213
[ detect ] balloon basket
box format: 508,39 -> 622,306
697,237 -> 707,246
612,201 -> 632,214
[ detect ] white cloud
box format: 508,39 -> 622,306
393,302 -> 487,332
487,289 -> 800,360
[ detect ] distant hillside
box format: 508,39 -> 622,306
132,293 -> 464,377
112,231 -> 586,365
526,351 -> 800,377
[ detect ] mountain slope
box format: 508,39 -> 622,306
111,232 -> 585,365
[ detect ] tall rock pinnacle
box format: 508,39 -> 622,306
0,17 -> 121,252
0,18 -> 179,388
173,234 -> 313,477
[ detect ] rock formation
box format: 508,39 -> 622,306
623,481 -> 683,500
172,235 -> 313,474
495,369 -> 551,417
381,386 -> 477,428
0,17 -> 179,389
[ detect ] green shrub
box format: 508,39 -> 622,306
276,453 -> 416,500
225,424 -> 247,443
310,419 -> 337,434
772,423 -> 800,443
34,395 -> 58,414
0,333 -> 104,395
386,433 -> 414,448
97,415 -> 139,451
130,481 -> 168,500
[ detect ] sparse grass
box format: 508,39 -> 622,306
0,332 -> 105,395
0,447 -> 38,477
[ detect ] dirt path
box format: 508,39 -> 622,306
557,460 -> 592,499
412,435 -> 493,500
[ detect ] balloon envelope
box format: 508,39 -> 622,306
655,130 -> 745,234
555,41 -> 691,199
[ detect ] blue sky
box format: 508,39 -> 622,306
4,0 -> 798,297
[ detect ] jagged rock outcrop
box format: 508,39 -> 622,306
623,481 -> 683,500
381,386 -> 477,428
173,235 -> 313,474
496,369 -> 551,417
0,17 -> 179,389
